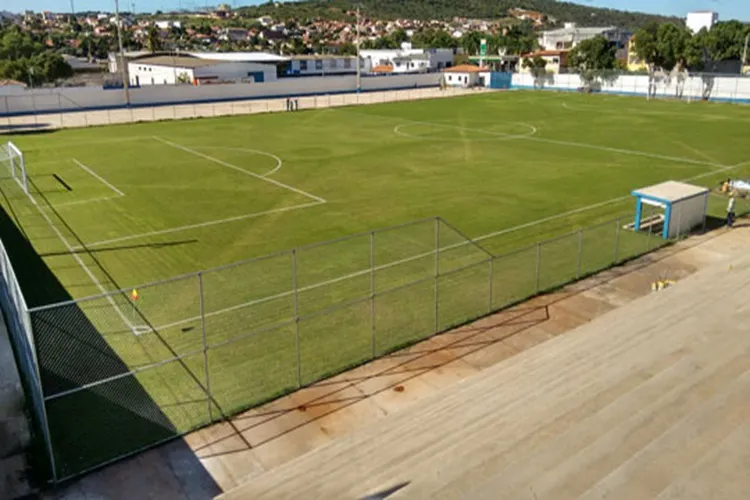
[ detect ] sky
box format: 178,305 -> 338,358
2,0 -> 748,22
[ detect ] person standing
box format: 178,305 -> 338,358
727,194 -> 736,228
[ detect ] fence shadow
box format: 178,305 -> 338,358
0,201 -> 219,494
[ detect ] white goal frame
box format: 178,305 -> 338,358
3,141 -> 29,194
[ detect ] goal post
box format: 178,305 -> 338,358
2,141 -> 29,194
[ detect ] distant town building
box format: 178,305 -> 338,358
539,23 -> 630,51
361,43 -> 456,74
520,50 -> 570,75
686,11 -> 718,34
127,55 -> 277,86
442,64 -> 486,88
286,55 -> 363,77
626,36 -> 648,72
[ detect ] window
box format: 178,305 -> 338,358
330,59 -> 337,69
315,60 -> 323,70
300,60 -> 308,71
552,58 -> 560,64
344,58 -> 351,69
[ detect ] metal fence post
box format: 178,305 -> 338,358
369,231 -> 376,358
488,258 -> 494,313
434,217 -> 439,333
535,242 -> 542,293
576,229 -> 583,279
613,218 -> 621,264
292,249 -> 301,387
198,272 -> 212,421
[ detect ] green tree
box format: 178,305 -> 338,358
523,55 -> 551,88
655,23 -> 692,70
568,35 -> 616,71
390,28 -> 408,45
0,24 -> 73,85
460,31 -> 483,55
146,26 -> 163,52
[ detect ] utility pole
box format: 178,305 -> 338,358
356,4 -> 361,93
743,34 -> 750,75
114,0 -> 131,105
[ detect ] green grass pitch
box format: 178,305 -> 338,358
3,90 -> 750,478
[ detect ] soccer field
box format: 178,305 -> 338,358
3,90 -> 750,479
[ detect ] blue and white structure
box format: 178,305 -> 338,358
632,181 -> 709,239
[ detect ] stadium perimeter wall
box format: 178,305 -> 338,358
1,85 -> 481,131
509,72 -> 750,103
0,73 -> 441,117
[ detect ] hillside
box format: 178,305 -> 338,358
240,0 -> 683,29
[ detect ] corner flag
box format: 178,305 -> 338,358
131,289 -> 139,301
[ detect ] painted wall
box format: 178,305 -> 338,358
669,194 -> 708,238
128,61 -> 277,86
510,73 -> 750,103
0,73 -> 441,116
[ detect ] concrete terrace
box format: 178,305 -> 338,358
47,222 -> 750,499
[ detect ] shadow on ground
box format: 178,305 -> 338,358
0,197 -> 220,496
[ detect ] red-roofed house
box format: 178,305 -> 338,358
443,64 -> 487,88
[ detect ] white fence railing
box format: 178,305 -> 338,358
511,72 -> 750,103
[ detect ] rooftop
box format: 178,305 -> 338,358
543,25 -> 618,36
444,64 -> 487,73
131,56 -> 223,68
633,181 -> 709,203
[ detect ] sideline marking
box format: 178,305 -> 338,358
71,201 -> 324,250
72,159 -> 125,197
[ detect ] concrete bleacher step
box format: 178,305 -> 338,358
219,245 -> 750,499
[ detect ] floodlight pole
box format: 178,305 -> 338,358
356,4 -> 361,93
114,0 -> 131,106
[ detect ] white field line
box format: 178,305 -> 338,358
408,119 -> 727,169
561,101 -> 750,122
72,159 -> 126,197
45,196 -> 120,208
194,146 -> 283,177
22,136 -> 151,153
141,157 -> 750,335
153,136 -> 325,203
71,201 -> 325,250
20,182 -> 137,333
338,108 -> 726,170
393,122 -> 538,142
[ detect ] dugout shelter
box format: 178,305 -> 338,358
632,181 -> 709,239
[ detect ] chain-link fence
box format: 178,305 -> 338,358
7,205 -> 709,481
0,238 -> 55,476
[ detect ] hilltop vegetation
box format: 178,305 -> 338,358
240,0 -> 683,29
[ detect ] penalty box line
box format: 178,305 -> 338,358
70,201 -> 324,251
152,136 -> 326,204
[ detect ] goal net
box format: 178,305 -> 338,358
1,141 -> 29,194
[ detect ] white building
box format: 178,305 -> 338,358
361,43 -> 456,73
686,11 -> 718,34
286,55 -> 364,76
442,65 -> 486,88
539,23 -> 631,51
128,55 -> 277,86
154,20 -> 181,30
